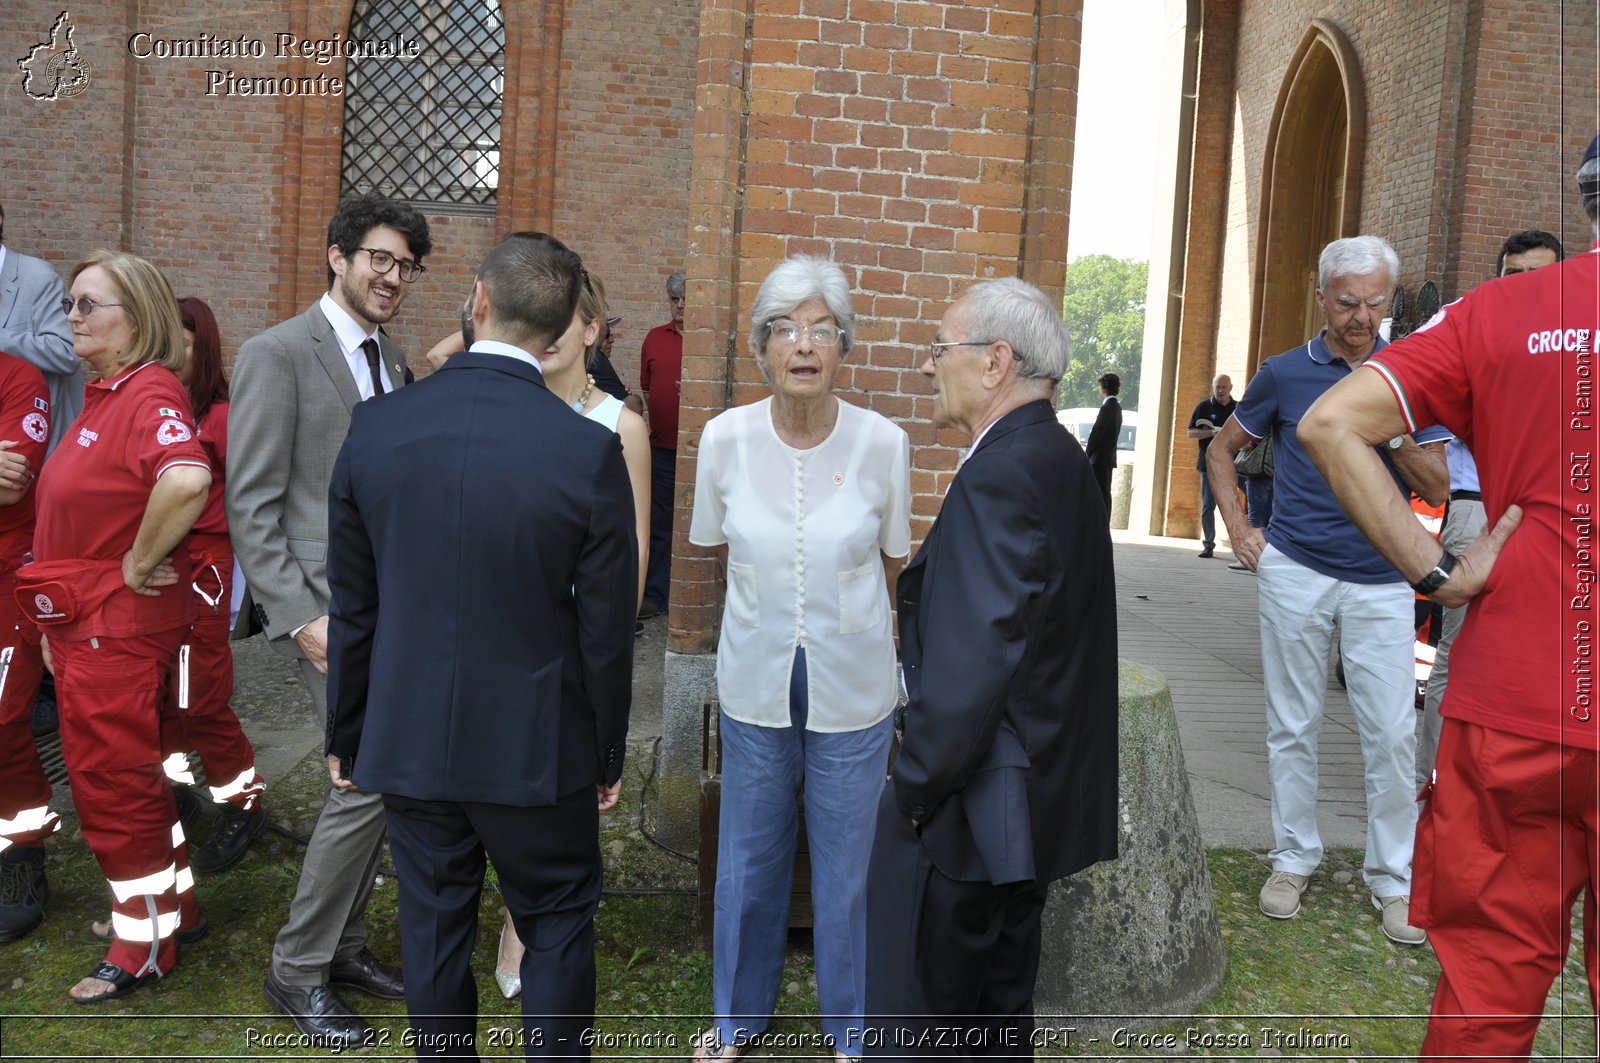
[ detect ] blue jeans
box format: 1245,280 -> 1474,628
645,447 -> 675,609
1200,471 -> 1248,548
1246,477 -> 1274,530
713,648 -> 893,1048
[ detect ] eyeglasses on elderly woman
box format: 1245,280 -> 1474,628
769,319 -> 841,347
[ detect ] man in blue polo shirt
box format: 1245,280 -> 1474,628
1205,235 -> 1448,947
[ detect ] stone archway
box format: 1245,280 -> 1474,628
1249,19 -> 1365,372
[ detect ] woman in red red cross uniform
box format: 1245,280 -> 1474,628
24,250 -> 211,1004
0,353 -> 56,940
154,297 -> 266,873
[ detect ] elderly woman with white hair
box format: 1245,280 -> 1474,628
688,255 -> 910,1062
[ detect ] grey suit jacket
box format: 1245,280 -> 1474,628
0,246 -> 81,455
226,302 -> 408,653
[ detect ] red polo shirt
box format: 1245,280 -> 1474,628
0,354 -> 50,557
640,321 -> 683,450
1366,247 -> 1600,747
190,400 -> 229,536
34,361 -> 210,636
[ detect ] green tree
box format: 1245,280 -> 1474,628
1056,255 -> 1148,411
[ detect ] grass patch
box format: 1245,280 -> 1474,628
0,749 -> 1594,1059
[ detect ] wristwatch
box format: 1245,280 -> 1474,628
1385,435 -> 1405,450
1409,549 -> 1458,596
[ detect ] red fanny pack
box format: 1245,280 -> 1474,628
13,559 -> 128,626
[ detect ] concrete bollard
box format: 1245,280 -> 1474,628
1034,660 -> 1225,1030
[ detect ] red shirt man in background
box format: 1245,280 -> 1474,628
638,268 -> 684,617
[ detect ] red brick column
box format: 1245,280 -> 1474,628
669,0 -> 1082,648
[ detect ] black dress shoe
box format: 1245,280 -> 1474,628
191,803 -> 267,875
263,970 -> 373,1050
328,948 -> 405,1000
1198,546 -> 1214,558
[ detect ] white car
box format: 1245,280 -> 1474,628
1056,407 -> 1138,466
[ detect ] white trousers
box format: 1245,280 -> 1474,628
1256,545 -> 1417,897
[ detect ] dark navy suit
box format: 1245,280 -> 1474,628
325,349 -> 636,1059
864,400 -> 1118,1059
1083,395 -> 1122,518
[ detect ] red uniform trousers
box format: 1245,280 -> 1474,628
1413,718 -> 1600,1060
0,561 -> 52,853
54,626 -> 197,976
159,539 -> 263,811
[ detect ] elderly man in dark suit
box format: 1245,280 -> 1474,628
863,278 -> 1119,1060
1083,371 -> 1122,519
325,232 -> 636,1060
227,192 -> 430,1047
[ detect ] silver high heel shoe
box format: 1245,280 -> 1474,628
494,923 -> 521,999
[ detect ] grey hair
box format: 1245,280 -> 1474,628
958,277 -> 1071,385
1579,157 -> 1600,226
666,268 -> 686,297
748,255 -> 856,359
1318,235 -> 1400,290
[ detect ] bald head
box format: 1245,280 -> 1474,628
1212,375 -> 1233,403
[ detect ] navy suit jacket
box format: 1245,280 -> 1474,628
1084,396 -> 1122,470
324,351 -> 637,806
893,400 -> 1119,884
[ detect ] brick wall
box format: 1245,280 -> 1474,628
552,0 -> 699,393
0,0 -> 697,379
670,0 -> 1082,652
1212,1 -> 1595,359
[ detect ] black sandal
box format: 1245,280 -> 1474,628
71,960 -> 157,1005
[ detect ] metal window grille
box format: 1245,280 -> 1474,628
341,0 -> 504,213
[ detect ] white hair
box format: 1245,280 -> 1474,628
1579,157 -> 1600,227
748,255 -> 856,359
958,277 -> 1071,384
1318,235 -> 1400,290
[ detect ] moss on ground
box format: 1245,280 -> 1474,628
0,747 -> 1594,1060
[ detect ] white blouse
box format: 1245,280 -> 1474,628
690,397 -> 911,731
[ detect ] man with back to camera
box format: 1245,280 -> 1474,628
1415,227 -> 1563,788
863,278 -> 1118,1058
637,268 -> 685,618
1187,374 -> 1236,557
1205,235 -> 1449,947
1083,371 -> 1122,518
324,231 -> 635,1060
228,191 -> 430,1048
1298,137 -> 1600,1055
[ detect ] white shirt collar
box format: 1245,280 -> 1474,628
318,292 -> 379,358
319,292 -> 392,400
467,340 -> 542,371
0,246 -> 8,276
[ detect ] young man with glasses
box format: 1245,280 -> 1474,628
227,191 -> 431,1049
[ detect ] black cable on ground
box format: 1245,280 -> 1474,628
636,734 -> 699,865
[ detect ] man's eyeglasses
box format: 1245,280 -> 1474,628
61,296 -> 125,318
770,320 -> 841,347
924,339 -> 996,361
354,247 -> 426,282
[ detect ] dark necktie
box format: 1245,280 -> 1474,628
361,338 -> 386,399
